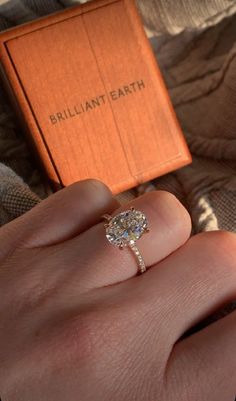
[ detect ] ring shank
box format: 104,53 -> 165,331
128,241 -> 146,274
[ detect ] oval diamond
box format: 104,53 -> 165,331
106,209 -> 148,247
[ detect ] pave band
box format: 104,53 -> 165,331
129,241 -> 146,274
103,207 -> 149,274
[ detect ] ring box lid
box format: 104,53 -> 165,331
0,0 -> 191,194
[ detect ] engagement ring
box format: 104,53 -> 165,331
103,207 -> 149,274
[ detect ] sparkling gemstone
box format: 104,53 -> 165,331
106,209 -> 148,246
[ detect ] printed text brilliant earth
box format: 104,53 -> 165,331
49,80 -> 145,125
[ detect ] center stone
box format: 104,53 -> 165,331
105,209 -> 148,247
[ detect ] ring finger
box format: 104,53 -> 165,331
61,190 -> 191,288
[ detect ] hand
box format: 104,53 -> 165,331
0,180 -> 235,401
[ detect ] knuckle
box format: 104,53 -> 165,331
147,190 -> 190,220
71,312 -> 105,359
213,230 -> 236,250
186,231 -> 236,290
149,190 -> 191,236
194,230 -> 236,272
165,343 -> 208,401
147,190 -> 179,206
58,308 -> 119,364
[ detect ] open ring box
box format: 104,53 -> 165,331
0,0 -> 191,194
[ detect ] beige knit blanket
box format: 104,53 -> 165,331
0,0 -> 235,234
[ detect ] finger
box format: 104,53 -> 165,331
61,190 -> 191,288
165,309 -> 236,401
140,230 -> 236,344
0,179 -> 119,251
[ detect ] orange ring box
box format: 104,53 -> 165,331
0,0 -> 191,194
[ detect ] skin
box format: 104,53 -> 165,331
0,179 -> 236,401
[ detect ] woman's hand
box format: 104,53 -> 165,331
0,180 -> 235,401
